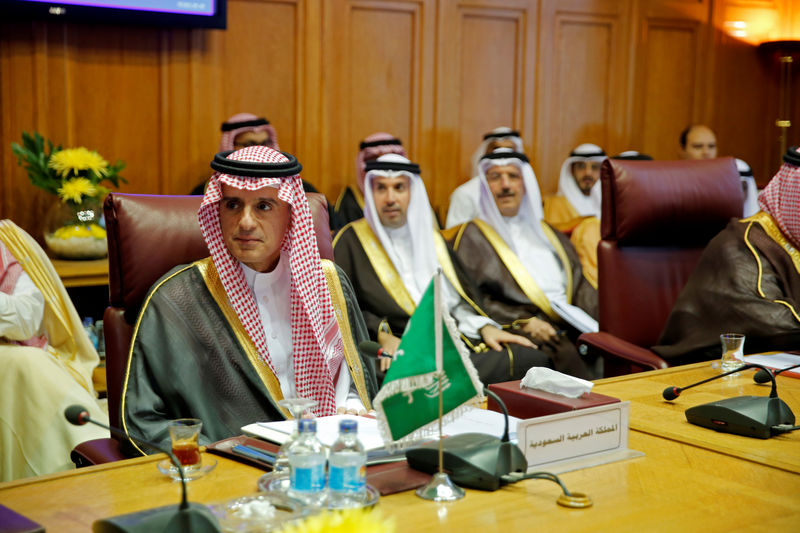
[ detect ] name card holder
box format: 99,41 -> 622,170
517,401 -> 644,474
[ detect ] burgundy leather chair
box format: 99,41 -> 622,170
71,192 -> 334,465
576,157 -> 743,377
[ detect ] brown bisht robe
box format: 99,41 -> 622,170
653,213 -> 800,364
443,219 -> 599,380
333,220 -> 552,385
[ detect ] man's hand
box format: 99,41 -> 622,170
337,406 -> 369,416
480,324 -> 537,352
377,330 -> 401,372
521,317 -> 559,343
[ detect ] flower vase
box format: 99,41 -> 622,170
43,198 -> 108,260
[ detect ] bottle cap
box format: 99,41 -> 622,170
298,418 -> 316,433
339,419 -> 357,433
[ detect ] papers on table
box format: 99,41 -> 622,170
243,415 -> 385,451
241,408 -> 520,464
744,352 -> 800,378
550,299 -> 599,333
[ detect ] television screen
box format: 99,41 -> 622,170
5,0 -> 227,29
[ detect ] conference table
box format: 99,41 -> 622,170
2,362 -> 799,532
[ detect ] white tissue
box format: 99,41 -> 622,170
520,367 -> 593,398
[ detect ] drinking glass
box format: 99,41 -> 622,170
720,333 -> 746,373
167,418 -> 203,470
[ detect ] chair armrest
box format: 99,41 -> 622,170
577,331 -> 669,377
71,438 -> 127,467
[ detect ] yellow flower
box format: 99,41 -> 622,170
49,147 -> 108,179
276,509 -> 395,533
88,223 -> 106,239
58,178 -> 96,204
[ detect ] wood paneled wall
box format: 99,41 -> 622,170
2,0 -> 798,237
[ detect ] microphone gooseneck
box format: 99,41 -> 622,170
754,362 -> 800,384
484,388 -> 510,443
64,405 -> 190,511
662,363 -> 779,402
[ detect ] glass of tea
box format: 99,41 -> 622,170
167,418 -> 203,470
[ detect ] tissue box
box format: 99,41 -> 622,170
487,380 -> 620,419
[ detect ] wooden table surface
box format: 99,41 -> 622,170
2,363 -> 799,532
592,361 -> 800,473
51,257 -> 109,287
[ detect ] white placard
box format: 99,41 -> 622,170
518,401 -> 635,472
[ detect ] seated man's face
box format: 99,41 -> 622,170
219,184 -> 291,273
485,138 -> 516,154
571,160 -> 601,195
486,164 -> 525,217
372,175 -> 411,229
233,130 -> 271,150
681,126 -> 717,160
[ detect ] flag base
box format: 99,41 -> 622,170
415,472 -> 465,501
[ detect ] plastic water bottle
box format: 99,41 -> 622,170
82,317 -> 98,349
328,419 -> 367,508
287,419 -> 327,508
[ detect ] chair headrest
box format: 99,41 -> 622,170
600,157 -> 743,245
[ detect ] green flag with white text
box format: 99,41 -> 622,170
373,271 -> 484,447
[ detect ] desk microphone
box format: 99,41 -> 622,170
661,364 -> 795,439
64,405 -> 221,533
662,363 -> 777,400
358,340 -> 395,359
753,362 -> 800,384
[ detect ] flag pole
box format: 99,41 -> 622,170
416,269 -> 465,501
436,268 -> 444,475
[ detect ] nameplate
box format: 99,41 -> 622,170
518,401 -> 635,472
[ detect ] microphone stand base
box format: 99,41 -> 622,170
93,502 -> 222,533
685,395 -> 795,439
416,472 -> 465,501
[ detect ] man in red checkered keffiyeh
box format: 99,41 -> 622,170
200,146 -> 341,416
219,113 -> 280,152
122,147 -> 377,452
655,146 -> 800,363
758,146 -> 800,248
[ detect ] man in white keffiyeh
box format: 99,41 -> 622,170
543,143 -> 606,223
542,143 -> 607,287
122,146 -> 377,452
334,154 -> 552,384
446,127 -> 525,228
443,149 -> 600,379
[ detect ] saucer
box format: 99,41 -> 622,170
157,457 -> 217,481
257,473 -> 379,509
208,492 -> 311,533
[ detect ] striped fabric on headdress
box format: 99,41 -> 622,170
219,113 -> 279,152
199,146 -> 341,416
759,146 -> 800,247
355,133 -> 406,193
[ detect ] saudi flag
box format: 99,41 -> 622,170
373,270 -> 484,448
